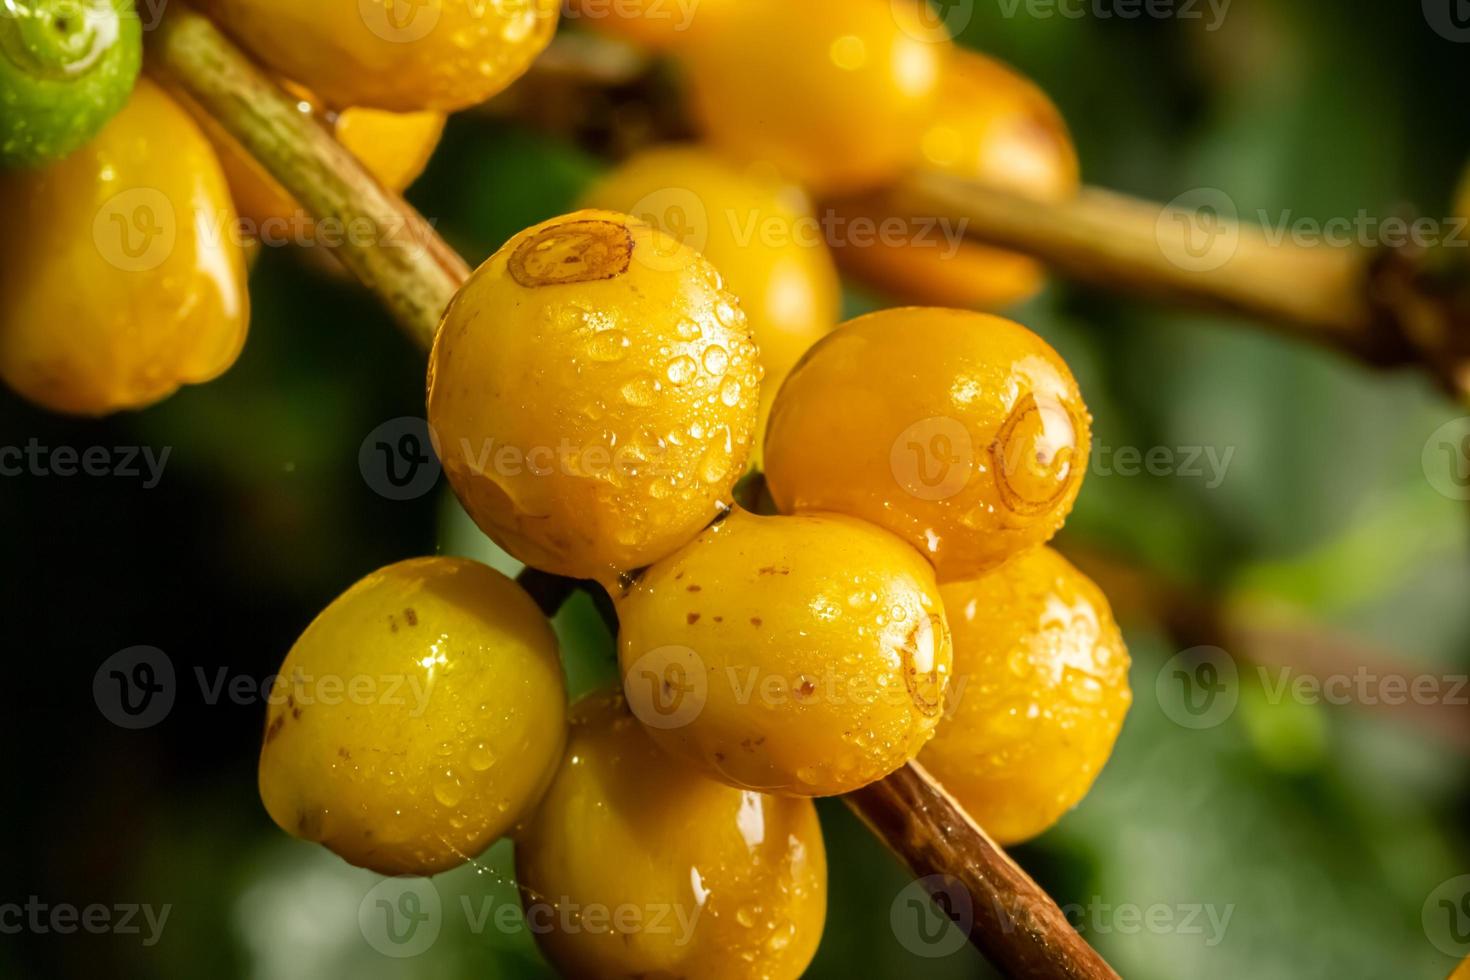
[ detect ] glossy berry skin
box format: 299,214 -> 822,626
764,308 -> 1091,582
833,51 -> 1080,310
920,547 -> 1131,844
0,78 -> 249,415
565,0 -> 716,50
208,91 -> 445,243
516,690 -> 826,979
199,0 -> 558,112
0,0 -> 141,168
580,145 -> 840,462
428,209 -> 762,584
258,557 -> 567,877
616,508 -> 952,797
682,0 -> 947,195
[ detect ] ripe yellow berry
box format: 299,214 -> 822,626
198,0 -> 558,112
205,89 -> 445,245
516,690 -> 826,979
579,145 -> 840,462
682,0 -> 948,194
0,78 -> 248,416
565,0 -> 718,50
428,209 -> 762,583
764,308 -> 1091,581
617,507 -> 952,796
258,557 -> 567,876
920,547 -> 1131,844
833,50 -> 1080,309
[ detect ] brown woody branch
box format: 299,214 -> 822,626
148,8 -> 467,350
148,8 -> 1118,979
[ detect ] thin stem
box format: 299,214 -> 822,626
148,10 -> 1121,977
846,762 -> 1120,980
148,7 -> 469,350
875,175 -> 1390,358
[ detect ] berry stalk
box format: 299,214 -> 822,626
147,7 -> 1121,978
147,6 -> 467,350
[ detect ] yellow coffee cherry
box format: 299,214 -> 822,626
565,0 -> 718,50
764,308 -> 1091,581
920,547 -> 1131,844
206,88 -> 445,245
834,50 -> 1080,310
198,0 -> 558,112
258,557 -> 567,876
0,78 -> 248,416
579,145 -> 840,461
428,209 -> 762,583
516,690 -> 826,979
682,0 -> 948,195
617,507 -> 952,796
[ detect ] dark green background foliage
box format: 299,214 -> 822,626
1,1 -> 1467,977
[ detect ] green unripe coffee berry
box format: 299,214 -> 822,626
1,0 -> 141,169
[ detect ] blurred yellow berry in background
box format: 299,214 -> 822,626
198,0 -> 559,112
765,307 -> 1091,582
428,210 -> 762,583
565,0 -> 719,51
617,508 -> 952,797
0,78 -> 249,416
517,690 -> 827,979
580,145 -> 840,462
202,85 -> 445,247
919,547 -> 1131,844
258,557 -> 567,876
681,0 -> 949,195
832,50 -> 1081,310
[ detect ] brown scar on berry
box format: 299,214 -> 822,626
509,219 -> 634,287
750,617 -> 762,627
686,584 -> 701,592
757,565 -> 790,576
404,608 -> 418,627
686,612 -> 701,625
264,714 -> 285,745
338,747 -> 351,759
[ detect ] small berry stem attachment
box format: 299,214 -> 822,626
149,8 -> 1120,978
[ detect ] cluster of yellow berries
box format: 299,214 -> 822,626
4,2 -> 1134,976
